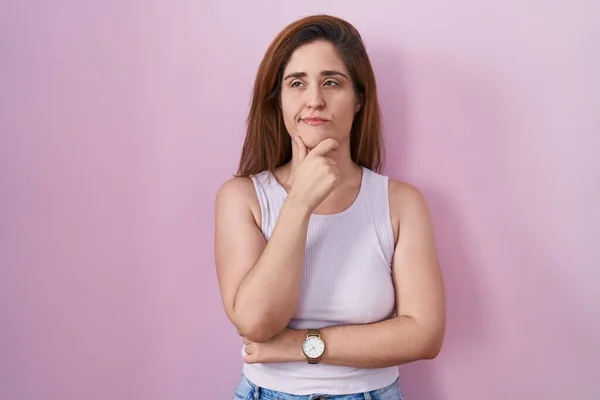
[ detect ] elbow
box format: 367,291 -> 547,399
239,326 -> 274,343
422,341 -> 442,360
230,302 -> 290,342
422,326 -> 445,360
234,315 -> 281,343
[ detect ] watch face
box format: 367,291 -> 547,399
302,336 -> 325,358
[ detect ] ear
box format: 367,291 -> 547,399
355,93 -> 364,113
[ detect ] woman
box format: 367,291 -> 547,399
215,14 -> 446,400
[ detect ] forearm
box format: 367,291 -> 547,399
285,317 -> 444,368
321,317 -> 443,368
233,198 -> 311,341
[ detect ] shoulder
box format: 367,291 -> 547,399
387,179 -> 433,242
387,179 -> 428,211
363,168 -> 420,203
215,176 -> 261,226
216,176 -> 256,201
363,168 -> 429,221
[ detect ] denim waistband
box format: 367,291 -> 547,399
233,374 -> 404,400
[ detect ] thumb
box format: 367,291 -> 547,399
308,138 -> 339,157
293,135 -> 308,162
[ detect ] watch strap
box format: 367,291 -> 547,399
307,329 -> 320,337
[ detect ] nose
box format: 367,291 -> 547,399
305,85 -> 325,110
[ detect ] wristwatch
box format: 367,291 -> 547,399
301,329 -> 326,364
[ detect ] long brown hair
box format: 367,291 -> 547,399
236,14 -> 384,177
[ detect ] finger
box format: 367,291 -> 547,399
291,135 -> 298,161
309,138 -> 339,157
323,157 -> 337,166
295,135 -> 308,161
243,338 -> 250,345
330,168 -> 340,181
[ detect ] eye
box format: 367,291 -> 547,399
290,81 -> 303,87
324,80 -> 339,87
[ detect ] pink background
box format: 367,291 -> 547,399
1,1 -> 598,399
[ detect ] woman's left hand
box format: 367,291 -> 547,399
243,329 -> 305,364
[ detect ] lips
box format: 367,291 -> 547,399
302,117 -> 328,126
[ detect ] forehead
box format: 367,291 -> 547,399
283,40 -> 349,75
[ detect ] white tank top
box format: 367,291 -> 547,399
242,166 -> 399,395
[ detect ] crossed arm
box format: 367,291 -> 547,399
215,177 -> 445,369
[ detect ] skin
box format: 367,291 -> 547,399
215,40 -> 446,368
275,40 -> 363,214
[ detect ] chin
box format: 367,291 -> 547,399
299,130 -> 337,149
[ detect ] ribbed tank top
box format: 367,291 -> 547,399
242,166 -> 399,395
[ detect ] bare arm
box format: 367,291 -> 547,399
215,139 -> 339,343
243,181 -> 446,367
315,181 -> 446,367
214,177 -> 311,343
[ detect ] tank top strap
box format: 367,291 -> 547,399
250,171 -> 286,240
359,168 -> 396,266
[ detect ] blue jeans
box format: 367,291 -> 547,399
233,374 -> 404,400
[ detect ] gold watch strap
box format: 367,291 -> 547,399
307,329 -> 320,337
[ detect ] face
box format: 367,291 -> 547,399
280,40 -> 361,150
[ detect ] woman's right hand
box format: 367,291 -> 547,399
287,135 -> 340,212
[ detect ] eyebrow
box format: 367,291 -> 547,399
283,70 -> 349,81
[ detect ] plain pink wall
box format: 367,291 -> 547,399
1,1 -> 598,399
